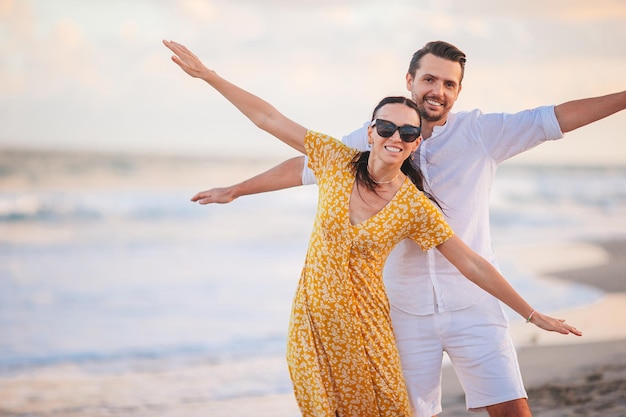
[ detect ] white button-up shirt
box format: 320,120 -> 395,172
302,106 -> 563,314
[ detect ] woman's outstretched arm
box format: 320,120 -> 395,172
436,235 -> 583,336
163,40 -> 308,153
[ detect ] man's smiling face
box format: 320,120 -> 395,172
406,53 -> 463,125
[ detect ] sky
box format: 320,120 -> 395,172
1,0 -> 625,164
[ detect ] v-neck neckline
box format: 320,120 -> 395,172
348,176 -> 409,227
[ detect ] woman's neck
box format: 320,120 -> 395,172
366,158 -> 404,185
367,165 -> 400,184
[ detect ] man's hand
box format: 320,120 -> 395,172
191,187 -> 237,204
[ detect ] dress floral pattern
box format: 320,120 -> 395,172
286,131 -> 453,417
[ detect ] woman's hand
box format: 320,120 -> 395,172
529,311 -> 583,336
163,39 -> 213,80
162,39 -> 308,153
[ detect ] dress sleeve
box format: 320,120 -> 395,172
408,193 -> 455,251
301,123 -> 370,185
304,130 -> 355,180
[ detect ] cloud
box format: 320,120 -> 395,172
1,0 -> 625,163
0,0 -> 113,97
120,20 -> 139,42
178,0 -> 216,23
440,0 -> 626,21
54,18 -> 83,48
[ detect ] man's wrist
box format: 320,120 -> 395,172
229,183 -> 243,200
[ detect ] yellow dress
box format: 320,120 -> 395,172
286,131 -> 454,417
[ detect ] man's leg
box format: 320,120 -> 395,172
486,398 -> 532,417
390,305 -> 445,417
442,297 -> 530,415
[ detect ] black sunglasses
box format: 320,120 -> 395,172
371,119 -> 421,143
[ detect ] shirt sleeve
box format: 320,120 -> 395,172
475,105 -> 564,163
342,122 -> 371,151
301,122 -> 370,185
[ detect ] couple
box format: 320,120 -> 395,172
163,39 -> 624,417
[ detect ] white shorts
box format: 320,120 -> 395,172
391,296 -> 527,416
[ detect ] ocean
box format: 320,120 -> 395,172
1,149 -> 625,401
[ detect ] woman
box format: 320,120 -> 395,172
163,40 -> 581,417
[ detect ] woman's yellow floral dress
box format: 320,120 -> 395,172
287,131 -> 453,417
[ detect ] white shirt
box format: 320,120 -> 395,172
302,106 -> 563,314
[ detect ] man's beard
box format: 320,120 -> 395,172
419,106 -> 446,123
417,96 -> 449,123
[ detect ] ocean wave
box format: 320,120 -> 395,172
0,191 -> 203,223
0,334 -> 287,375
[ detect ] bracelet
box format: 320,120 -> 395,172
525,310 -> 536,323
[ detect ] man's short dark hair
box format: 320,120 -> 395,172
408,41 -> 467,84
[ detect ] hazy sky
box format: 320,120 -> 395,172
1,0 -> 625,164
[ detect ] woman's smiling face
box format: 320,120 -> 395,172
368,102 -> 421,164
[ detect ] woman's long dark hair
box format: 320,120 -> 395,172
350,96 -> 440,207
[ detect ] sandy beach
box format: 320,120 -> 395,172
439,239 -> 626,416
1,238 -> 625,417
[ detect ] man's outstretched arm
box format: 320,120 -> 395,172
555,90 -> 626,133
191,156 -> 305,204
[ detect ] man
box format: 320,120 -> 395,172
191,41 -> 626,416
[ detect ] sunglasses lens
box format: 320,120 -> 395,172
398,126 -> 421,143
375,120 -> 397,138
